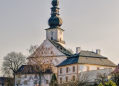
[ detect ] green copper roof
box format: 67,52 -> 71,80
56,51 -> 116,67
48,39 -> 73,56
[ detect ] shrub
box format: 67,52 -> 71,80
98,80 -> 117,86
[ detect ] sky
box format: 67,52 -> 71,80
0,0 -> 119,76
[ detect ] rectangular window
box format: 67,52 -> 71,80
60,68 -> 62,74
97,67 -> 100,70
66,77 -> 68,82
25,75 -> 27,78
46,80 -> 49,84
60,77 -> 62,83
73,66 -> 75,72
34,80 -> 37,84
72,76 -> 75,81
66,67 -> 69,73
87,66 -> 90,71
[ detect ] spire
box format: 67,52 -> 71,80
51,0 -> 59,16
48,0 -> 63,29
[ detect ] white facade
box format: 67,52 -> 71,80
46,29 -> 65,47
57,64 -> 115,83
28,39 -> 66,66
15,39 -> 67,86
58,64 -> 78,83
15,74 -> 52,86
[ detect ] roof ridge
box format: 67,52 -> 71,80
48,39 -> 73,56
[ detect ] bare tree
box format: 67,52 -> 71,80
27,45 -> 57,86
95,69 -> 113,85
59,72 -> 91,86
27,45 -> 39,55
111,65 -> 119,86
96,73 -> 108,85
1,52 -> 26,79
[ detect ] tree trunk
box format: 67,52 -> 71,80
13,73 -> 15,86
39,73 -> 42,86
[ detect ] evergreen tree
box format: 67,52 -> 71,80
49,73 -> 58,86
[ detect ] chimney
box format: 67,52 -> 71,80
76,47 -> 81,54
96,49 -> 101,54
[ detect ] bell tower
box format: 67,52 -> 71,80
45,0 -> 65,47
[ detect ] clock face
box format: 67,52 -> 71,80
50,30 -> 54,35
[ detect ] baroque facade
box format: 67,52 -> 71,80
15,0 -> 116,86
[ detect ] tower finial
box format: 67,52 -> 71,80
52,0 -> 59,7
48,0 -> 63,29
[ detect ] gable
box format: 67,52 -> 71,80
28,39 -> 66,58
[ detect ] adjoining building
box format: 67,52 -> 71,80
15,65 -> 52,86
15,0 -> 116,86
56,48 -> 116,84
0,77 -> 14,86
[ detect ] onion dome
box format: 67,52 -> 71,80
48,0 -> 63,29
48,16 -> 62,28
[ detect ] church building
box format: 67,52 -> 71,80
15,0 -> 116,86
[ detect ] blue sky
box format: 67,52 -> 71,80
0,0 -> 119,76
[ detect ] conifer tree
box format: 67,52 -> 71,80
49,73 -> 58,86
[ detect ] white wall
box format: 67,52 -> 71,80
58,64 -> 78,83
46,29 -> 64,42
29,39 -> 65,57
28,39 -> 67,66
57,29 -> 64,41
79,68 -> 113,82
46,29 -> 57,41
57,64 -> 115,84
46,29 -> 65,47
15,74 -> 52,86
79,64 -> 113,72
